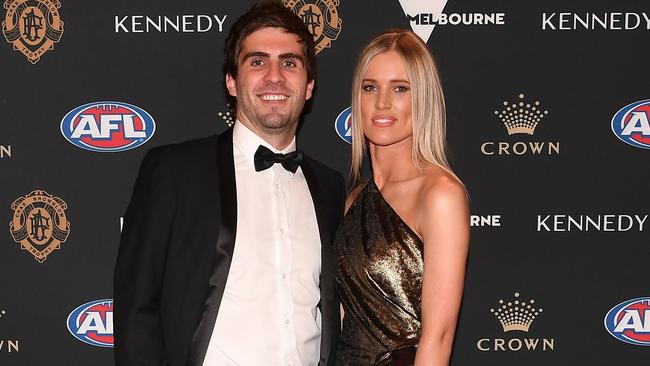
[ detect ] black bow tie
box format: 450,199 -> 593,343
254,145 -> 303,173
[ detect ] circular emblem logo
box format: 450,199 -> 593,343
60,101 -> 156,153
2,0 -> 64,63
611,99 -> 650,149
334,106 -> 352,144
604,297 -> 650,346
9,190 -> 70,263
283,0 -> 341,54
67,299 -> 114,348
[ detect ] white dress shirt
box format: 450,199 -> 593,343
202,121 -> 322,366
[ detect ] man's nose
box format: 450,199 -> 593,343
264,61 -> 286,84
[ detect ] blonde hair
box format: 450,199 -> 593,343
350,29 -> 457,184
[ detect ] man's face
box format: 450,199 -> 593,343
226,27 -> 314,137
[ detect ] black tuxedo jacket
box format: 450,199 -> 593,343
114,129 -> 344,366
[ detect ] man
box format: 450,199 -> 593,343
113,3 -> 344,366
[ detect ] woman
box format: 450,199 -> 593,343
334,29 -> 469,365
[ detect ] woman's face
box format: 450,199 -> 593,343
360,50 -> 413,148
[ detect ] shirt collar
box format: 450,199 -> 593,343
232,120 -> 297,166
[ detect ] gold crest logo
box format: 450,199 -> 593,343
2,0 -> 64,64
283,0 -> 341,54
9,190 -> 70,262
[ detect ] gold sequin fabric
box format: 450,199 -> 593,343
334,179 -> 423,365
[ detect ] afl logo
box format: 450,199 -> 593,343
604,297 -> 650,346
335,106 -> 352,144
611,99 -> 650,149
66,299 -> 113,348
61,101 -> 155,152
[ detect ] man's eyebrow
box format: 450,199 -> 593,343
241,51 -> 270,61
279,52 -> 304,63
240,52 -> 304,64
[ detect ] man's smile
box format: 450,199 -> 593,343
258,93 -> 289,102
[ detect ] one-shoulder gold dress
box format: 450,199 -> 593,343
334,179 -> 423,365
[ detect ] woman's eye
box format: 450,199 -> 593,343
394,85 -> 410,93
362,84 -> 377,92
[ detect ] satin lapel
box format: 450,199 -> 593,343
189,129 -> 238,366
301,158 -> 335,364
301,158 -> 332,254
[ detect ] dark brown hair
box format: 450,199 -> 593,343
223,1 -> 317,82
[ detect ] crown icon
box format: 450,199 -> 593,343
490,292 -> 543,332
494,94 -> 548,135
218,102 -> 235,128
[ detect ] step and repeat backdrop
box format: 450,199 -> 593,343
1,0 -> 649,365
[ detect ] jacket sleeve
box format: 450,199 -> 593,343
114,147 -> 176,365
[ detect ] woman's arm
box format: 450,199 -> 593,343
414,178 -> 469,366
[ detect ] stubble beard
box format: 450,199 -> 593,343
236,80 -> 307,138
258,107 -> 292,130
242,95 -> 306,137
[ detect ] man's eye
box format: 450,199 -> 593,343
251,59 -> 264,66
282,60 -> 296,68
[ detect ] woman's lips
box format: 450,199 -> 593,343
372,116 -> 396,126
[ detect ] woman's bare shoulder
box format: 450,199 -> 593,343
418,167 -> 466,205
414,167 -> 468,232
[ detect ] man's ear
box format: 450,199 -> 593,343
305,79 -> 315,100
226,73 -> 237,97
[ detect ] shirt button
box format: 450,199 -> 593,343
285,319 -> 290,325
282,273 -> 287,279
279,228 -> 285,234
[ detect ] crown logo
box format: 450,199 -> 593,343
490,292 -> 543,332
494,94 -> 548,135
218,102 -> 235,128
